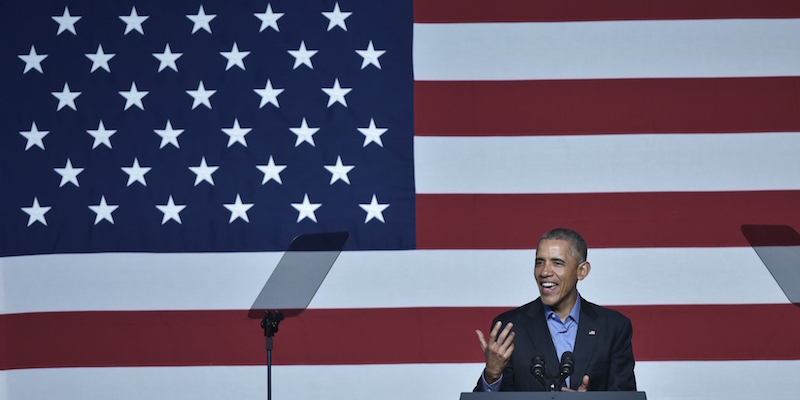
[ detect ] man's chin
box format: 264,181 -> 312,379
541,288 -> 572,304
539,294 -> 559,307
538,286 -> 560,302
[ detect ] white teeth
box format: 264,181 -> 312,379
541,282 -> 556,288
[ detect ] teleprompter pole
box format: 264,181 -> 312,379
262,310 -> 284,400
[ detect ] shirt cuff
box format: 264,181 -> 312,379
481,371 -> 502,392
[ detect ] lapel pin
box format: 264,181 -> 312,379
589,330 -> 596,336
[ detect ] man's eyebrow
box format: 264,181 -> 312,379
535,256 -> 567,263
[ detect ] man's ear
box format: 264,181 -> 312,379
577,261 -> 591,281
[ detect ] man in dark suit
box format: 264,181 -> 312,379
474,228 -> 636,392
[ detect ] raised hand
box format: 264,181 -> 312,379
476,321 -> 515,384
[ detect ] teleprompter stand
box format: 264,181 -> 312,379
248,232 -> 350,400
261,309 -> 284,400
460,392 -> 647,400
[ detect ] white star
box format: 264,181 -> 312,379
120,6 -> 148,35
322,2 -> 352,31
220,42 -> 249,71
256,156 -> 286,184
20,122 -> 49,151
52,83 -> 80,111
119,82 -> 148,110
359,194 -> 390,223
254,79 -> 284,108
19,45 -> 47,74
358,118 -> 388,147
189,157 -> 218,186
121,158 -> 151,186
86,120 -> 116,149
290,118 -> 319,147
187,5 -> 215,34
54,159 -> 83,187
291,194 -> 321,223
22,198 -> 51,227
322,78 -> 352,107
356,41 -> 386,69
222,118 -> 251,147
52,6 -> 80,35
89,196 -> 119,225
224,194 -> 254,223
156,196 -> 186,224
187,81 -> 216,109
85,44 -> 115,73
324,156 -> 354,185
153,44 -> 182,72
154,120 -> 184,149
288,41 -> 317,69
255,4 -> 283,32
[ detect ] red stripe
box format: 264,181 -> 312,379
2,305 -> 799,370
414,0 -> 800,23
416,191 -> 800,249
414,78 -> 800,136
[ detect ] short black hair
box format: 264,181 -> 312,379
539,228 -> 588,264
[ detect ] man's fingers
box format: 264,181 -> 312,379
476,330 -> 488,350
480,322 -> 515,381
561,375 -> 589,392
578,375 -> 590,392
502,342 -> 515,358
488,321 -> 502,340
496,322 -> 514,342
497,330 -> 515,352
483,322 -> 515,358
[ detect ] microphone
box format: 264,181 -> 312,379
530,355 -> 547,387
559,351 -> 575,377
554,351 -> 574,390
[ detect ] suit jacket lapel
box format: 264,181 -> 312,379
524,299 -> 560,379
572,297 -> 599,389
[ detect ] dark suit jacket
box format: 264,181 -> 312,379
474,297 -> 636,392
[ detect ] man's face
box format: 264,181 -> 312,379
534,239 -> 589,318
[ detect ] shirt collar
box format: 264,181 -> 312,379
543,293 -> 581,324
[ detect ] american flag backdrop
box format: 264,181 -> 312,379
2,0 -> 800,399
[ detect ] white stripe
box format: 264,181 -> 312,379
0,247 -> 786,315
413,19 -> 800,80
4,361 -> 800,400
414,133 -> 800,194
0,369 -> 6,400
0,365 -> 478,400
636,360 -> 800,400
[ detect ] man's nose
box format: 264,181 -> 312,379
539,262 -> 554,276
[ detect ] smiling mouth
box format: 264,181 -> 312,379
541,282 -> 557,290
